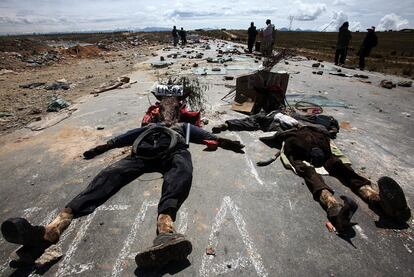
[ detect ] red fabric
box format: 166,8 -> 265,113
179,105 -> 201,127
203,140 -> 219,150
141,102 -> 202,127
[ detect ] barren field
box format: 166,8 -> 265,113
0,32 -> 170,135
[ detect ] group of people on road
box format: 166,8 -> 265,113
247,19 -> 276,56
246,19 -> 378,70
335,22 -> 378,70
172,25 -> 187,46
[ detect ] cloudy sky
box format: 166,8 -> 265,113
0,0 -> 412,34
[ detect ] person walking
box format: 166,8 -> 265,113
358,26 -> 378,70
247,22 -> 258,53
334,22 -> 352,66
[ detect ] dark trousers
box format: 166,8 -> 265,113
359,53 -> 366,69
334,48 -> 347,65
297,156 -> 371,200
226,113 -> 273,132
66,149 -> 193,220
358,47 -> 371,69
247,38 -> 255,53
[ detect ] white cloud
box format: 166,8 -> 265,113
333,0 -> 351,6
293,1 -> 326,21
349,21 -> 362,31
377,13 -> 409,31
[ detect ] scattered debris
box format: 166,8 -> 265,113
312,63 -> 320,68
354,74 -> 369,79
329,72 -> 353,77
224,76 -> 234,80
206,247 -> 216,256
45,80 -> 70,90
151,61 -> 173,68
27,110 -> 74,131
93,76 -> 130,94
47,97 -> 70,112
402,112 -> 411,117
19,82 -> 46,89
0,112 -> 14,117
397,80 -> 412,87
97,126 -> 105,130
380,80 -> 396,89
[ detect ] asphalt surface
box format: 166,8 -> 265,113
0,39 -> 413,277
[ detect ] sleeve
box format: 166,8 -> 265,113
185,124 -> 217,143
108,127 -> 146,147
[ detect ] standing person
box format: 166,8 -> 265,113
335,22 -> 352,66
172,26 -> 179,46
179,27 -> 187,45
262,19 -> 275,56
358,26 -> 378,70
247,22 -> 258,53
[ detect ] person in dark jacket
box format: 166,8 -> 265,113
335,22 -> 352,65
358,26 -> 378,70
247,22 -> 258,53
172,26 -> 179,46
179,27 -> 187,45
1,115 -> 245,269
259,126 -> 411,232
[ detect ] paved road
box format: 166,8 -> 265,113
0,40 -> 413,276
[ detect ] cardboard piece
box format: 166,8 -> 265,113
232,71 -> 289,114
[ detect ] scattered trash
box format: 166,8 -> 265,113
329,72 -> 353,77
93,76 -> 130,94
27,110 -> 73,131
0,112 -> 14,117
380,80 -> 396,89
45,82 -> 70,90
151,61 -> 173,68
19,82 -> 46,89
47,97 -> 70,112
353,74 -> 369,79
206,247 -> 216,256
397,80 -> 412,87
286,94 -> 348,108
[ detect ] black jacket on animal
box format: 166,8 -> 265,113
336,26 -> 352,49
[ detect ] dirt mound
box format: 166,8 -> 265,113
64,45 -> 102,58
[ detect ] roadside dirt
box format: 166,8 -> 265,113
0,39 -> 164,135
